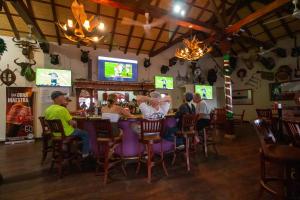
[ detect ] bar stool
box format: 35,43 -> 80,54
172,114 -> 197,172
283,120 -> 300,147
39,116 -> 52,164
252,119 -> 300,199
136,119 -> 168,183
93,119 -> 126,184
45,119 -> 82,178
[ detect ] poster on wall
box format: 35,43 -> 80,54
5,87 -> 34,144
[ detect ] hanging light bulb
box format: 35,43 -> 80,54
83,20 -> 90,30
98,22 -> 105,31
63,24 -> 67,31
92,36 -> 99,42
67,19 -> 73,28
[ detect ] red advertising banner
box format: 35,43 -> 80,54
6,87 -> 34,143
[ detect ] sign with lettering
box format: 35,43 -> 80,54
6,87 -> 34,143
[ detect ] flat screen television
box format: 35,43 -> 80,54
98,56 -> 138,81
155,76 -> 174,90
36,68 -> 72,87
195,85 -> 213,100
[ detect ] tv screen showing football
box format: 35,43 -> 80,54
155,76 -> 174,90
195,85 -> 213,99
36,68 -> 72,87
98,56 -> 138,81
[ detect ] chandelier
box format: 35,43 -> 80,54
57,0 -> 105,46
175,36 -> 212,61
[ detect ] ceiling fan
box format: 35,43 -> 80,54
264,0 -> 300,25
121,12 -> 166,36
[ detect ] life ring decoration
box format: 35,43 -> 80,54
237,68 -> 247,81
0,64 -> 17,86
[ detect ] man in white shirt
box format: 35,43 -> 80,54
137,91 -> 171,120
193,93 -> 210,130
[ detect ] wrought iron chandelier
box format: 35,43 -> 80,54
57,0 -> 105,46
175,36 -> 212,61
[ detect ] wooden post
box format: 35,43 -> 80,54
88,58 -> 92,81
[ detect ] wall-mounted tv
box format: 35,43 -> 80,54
36,68 -> 72,87
195,85 -> 213,100
155,76 -> 174,90
98,56 -> 138,81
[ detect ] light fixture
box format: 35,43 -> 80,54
175,36 -> 212,61
57,0 -> 105,46
173,1 -> 186,17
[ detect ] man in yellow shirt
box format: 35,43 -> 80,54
45,91 -> 89,157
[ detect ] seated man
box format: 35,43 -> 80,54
137,91 -> 171,120
45,91 -> 90,158
193,93 -> 210,131
131,91 -> 171,134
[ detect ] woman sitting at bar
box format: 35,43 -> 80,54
101,94 -> 133,136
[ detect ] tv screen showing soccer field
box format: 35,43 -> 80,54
36,68 -> 71,87
98,56 -> 138,81
155,76 -> 174,90
195,85 -> 213,100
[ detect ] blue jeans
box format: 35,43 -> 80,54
72,129 -> 90,155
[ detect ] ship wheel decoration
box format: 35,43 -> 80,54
0,64 -> 17,86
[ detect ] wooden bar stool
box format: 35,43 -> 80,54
283,120 -> 300,147
136,119 -> 168,183
172,114 -> 197,172
252,119 -> 300,199
92,119 -> 126,184
233,110 -> 245,126
45,119 -> 82,178
39,116 -> 52,165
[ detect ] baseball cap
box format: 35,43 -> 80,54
185,92 -> 194,102
51,91 -> 66,100
150,91 -> 161,100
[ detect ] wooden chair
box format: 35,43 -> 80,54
283,120 -> 300,147
45,119 -> 82,178
39,116 -> 52,165
233,110 -> 245,126
136,119 -> 168,183
93,119 -> 126,184
172,114 -> 198,171
252,119 -> 300,199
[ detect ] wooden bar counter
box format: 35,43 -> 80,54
73,114 -> 176,158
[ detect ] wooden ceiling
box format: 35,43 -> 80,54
0,0 -> 299,56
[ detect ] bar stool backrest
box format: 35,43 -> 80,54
91,119 -> 114,140
140,119 -> 163,141
212,108 -> 226,124
45,119 -> 66,139
252,119 -> 277,153
181,114 -> 198,132
256,109 -> 272,119
39,116 -> 50,135
283,120 -> 300,146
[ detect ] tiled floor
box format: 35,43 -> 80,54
0,124 -> 275,200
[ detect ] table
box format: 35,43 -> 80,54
74,115 -> 176,158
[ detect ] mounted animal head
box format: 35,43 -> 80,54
12,37 -> 39,59
207,67 -> 218,86
50,54 -> 59,65
143,58 -> 151,68
14,58 -> 36,82
190,62 -> 205,84
81,50 -> 89,63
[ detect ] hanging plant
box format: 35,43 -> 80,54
0,38 -> 8,57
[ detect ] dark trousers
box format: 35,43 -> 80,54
197,119 -> 210,131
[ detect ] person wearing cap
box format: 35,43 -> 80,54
193,93 -> 210,131
44,91 -> 90,158
136,91 -> 171,120
175,92 -> 196,127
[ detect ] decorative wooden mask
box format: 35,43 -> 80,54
81,50 -> 89,63
50,54 -> 59,65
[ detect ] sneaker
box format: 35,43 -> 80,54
176,145 -> 185,150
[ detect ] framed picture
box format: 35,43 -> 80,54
232,89 -> 253,105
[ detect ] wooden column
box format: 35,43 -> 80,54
223,55 -> 233,115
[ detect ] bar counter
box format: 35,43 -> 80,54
73,114 -> 176,157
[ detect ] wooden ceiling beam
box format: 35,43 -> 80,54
276,12 -> 293,38
10,0 -> 46,41
247,3 -> 276,44
211,0 -> 226,26
109,8 -> 119,52
50,0 -> 61,45
149,23 -> 167,56
225,0 -> 290,34
124,12 -> 138,54
89,0 -> 217,34
227,0 -> 241,26
2,1 -> 19,39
